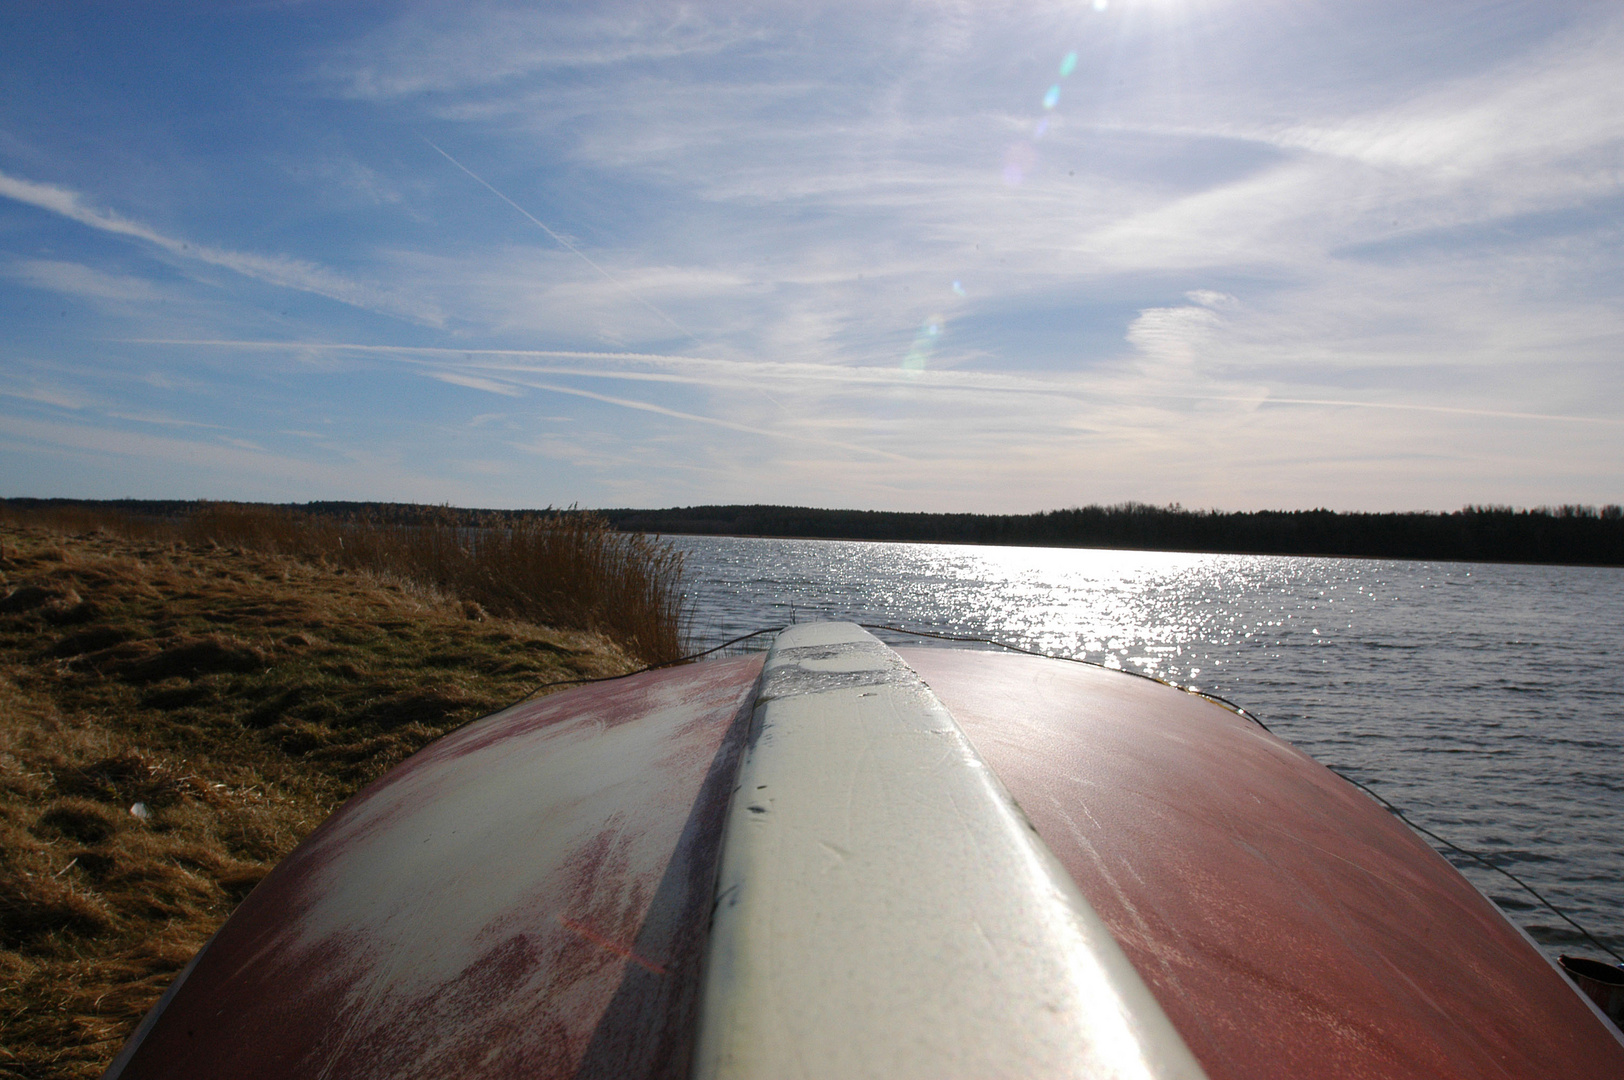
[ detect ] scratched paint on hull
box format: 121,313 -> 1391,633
114,655 -> 764,1080
900,648 -> 1624,1080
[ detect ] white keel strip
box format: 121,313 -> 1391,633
694,623 -> 1208,1080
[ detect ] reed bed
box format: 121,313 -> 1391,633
180,504 -> 687,664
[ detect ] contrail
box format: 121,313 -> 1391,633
1192,394 -> 1624,426
420,137 -> 703,348
0,168 -> 432,323
503,377 -> 913,463
120,338 -> 1624,427
131,339 -> 907,459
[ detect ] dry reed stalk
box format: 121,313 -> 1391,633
173,503 -> 687,663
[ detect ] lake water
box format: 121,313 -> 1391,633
671,535 -> 1623,963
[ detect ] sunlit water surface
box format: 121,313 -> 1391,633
673,536 -> 1623,962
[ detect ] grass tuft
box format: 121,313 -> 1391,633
0,508 -> 651,1077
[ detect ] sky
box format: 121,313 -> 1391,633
2,0 -> 1622,513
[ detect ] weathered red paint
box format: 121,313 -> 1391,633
114,643 -> 1623,1079
900,648 -> 1624,1080
114,655 -> 763,1080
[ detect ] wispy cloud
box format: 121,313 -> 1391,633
0,170 -> 440,324
1269,18 -> 1624,182
319,4 -> 1621,444
469,375 -> 913,463
126,337 -> 1624,428
426,371 -> 525,396
4,259 -> 168,302
329,3 -> 765,99
280,153 -> 412,209
1,382 -> 95,411
105,411 -> 225,430
4,2 -> 1621,510
0,413 -> 392,494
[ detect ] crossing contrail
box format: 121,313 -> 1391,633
421,136 -> 703,348
119,338 -> 1624,428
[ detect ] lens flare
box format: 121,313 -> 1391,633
1000,47 -> 1083,186
902,313 -> 946,376
1002,142 -> 1036,186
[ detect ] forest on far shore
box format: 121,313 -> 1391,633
597,502 -> 1624,567
4,498 -> 1622,567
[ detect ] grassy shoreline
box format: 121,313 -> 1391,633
0,513 -> 653,1078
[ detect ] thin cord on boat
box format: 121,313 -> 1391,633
507,620 -> 1620,965
1328,770 -> 1624,964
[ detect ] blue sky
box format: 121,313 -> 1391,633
3,1 -> 1622,512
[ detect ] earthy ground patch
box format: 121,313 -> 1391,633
0,521 -> 637,1078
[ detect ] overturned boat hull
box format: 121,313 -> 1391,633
106,624 -> 1624,1079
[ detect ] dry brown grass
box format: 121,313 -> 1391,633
0,513 -> 641,1078
177,503 -> 686,664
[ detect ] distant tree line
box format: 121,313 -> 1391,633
6,498 -> 1623,566
596,502 -> 1624,566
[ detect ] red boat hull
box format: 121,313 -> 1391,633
904,647 -> 1624,1080
107,640 -> 1623,1079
